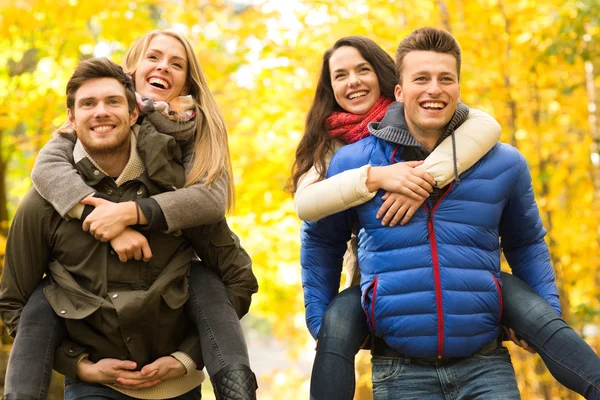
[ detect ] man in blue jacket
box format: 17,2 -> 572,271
301,27 -> 560,399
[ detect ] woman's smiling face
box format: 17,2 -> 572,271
329,46 -> 381,115
134,34 -> 189,103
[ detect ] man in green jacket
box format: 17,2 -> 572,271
0,57 -> 257,399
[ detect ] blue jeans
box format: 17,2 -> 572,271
4,263 -> 249,399
371,347 -> 520,399
64,377 -> 201,400
500,272 -> 600,399
310,286 -> 369,400
310,272 -> 600,400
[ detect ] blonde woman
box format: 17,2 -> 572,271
3,31 -> 257,400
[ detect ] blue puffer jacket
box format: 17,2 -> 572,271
301,109 -> 560,359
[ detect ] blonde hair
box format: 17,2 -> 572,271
124,30 -> 235,211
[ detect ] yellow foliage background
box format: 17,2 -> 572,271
1,0 -> 600,399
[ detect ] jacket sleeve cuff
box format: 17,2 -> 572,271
135,198 -> 168,231
53,340 -> 89,378
171,351 -> 198,375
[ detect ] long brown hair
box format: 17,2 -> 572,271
124,30 -> 235,210
288,36 -> 396,193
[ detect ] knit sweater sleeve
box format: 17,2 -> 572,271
294,141 -> 376,222
30,132 -> 95,218
416,108 -> 501,187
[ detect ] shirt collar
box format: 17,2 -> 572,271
73,130 -> 145,187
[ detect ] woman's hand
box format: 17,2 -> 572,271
377,192 -> 426,227
77,358 -> 160,388
367,161 -> 436,200
110,228 -> 153,262
503,326 -> 536,354
81,198 -> 138,241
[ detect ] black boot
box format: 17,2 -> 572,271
2,394 -> 39,400
211,363 -> 258,400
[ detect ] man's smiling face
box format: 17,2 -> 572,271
68,77 -> 138,157
395,50 -> 460,142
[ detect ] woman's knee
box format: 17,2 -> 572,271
320,286 -> 367,340
501,273 -> 560,330
19,279 -> 58,326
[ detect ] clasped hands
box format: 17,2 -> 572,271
80,197 -> 153,262
367,161 -> 436,226
77,356 -> 186,389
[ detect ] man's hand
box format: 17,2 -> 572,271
81,198 -> 138,241
367,161 -> 436,200
77,358 -> 159,387
110,228 -> 153,262
115,356 -> 187,387
376,192 -> 426,226
503,326 -> 536,354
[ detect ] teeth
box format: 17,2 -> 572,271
149,77 -> 169,89
422,102 -> 445,109
92,125 -> 113,132
348,91 -> 368,100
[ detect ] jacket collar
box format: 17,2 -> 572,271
368,101 -> 470,150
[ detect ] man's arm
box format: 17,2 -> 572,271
500,150 -> 561,316
301,212 -> 352,339
300,143 -> 366,338
0,188 -> 53,335
183,219 -> 258,319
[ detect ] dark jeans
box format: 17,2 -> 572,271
4,263 -> 250,399
4,277 -> 64,399
500,272 -> 600,399
310,272 -> 600,400
310,286 -> 369,400
63,377 -> 201,400
185,262 -> 250,376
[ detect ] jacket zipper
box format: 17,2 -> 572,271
491,274 -> 503,322
363,277 -> 379,331
423,183 -> 453,358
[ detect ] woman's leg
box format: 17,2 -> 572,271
5,277 -> 66,400
185,261 -> 257,400
501,271 -> 600,399
310,285 -> 370,400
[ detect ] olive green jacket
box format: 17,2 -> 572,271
0,154 -> 257,378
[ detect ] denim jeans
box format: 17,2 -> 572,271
310,273 -> 600,400
4,277 -> 65,399
500,271 -> 600,399
185,262 -> 250,376
4,263 -> 249,399
371,347 -> 520,400
64,377 -> 201,400
310,286 -> 369,400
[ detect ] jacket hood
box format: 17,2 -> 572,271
368,101 -> 470,147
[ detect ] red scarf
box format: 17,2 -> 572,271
326,96 -> 394,144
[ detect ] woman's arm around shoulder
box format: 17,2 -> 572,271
417,108 -> 501,187
31,132 -> 95,218
295,141 -> 376,222
150,170 -> 228,232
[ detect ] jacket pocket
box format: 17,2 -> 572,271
44,283 -> 102,320
491,273 -> 503,322
161,276 -> 190,310
362,277 -> 379,332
